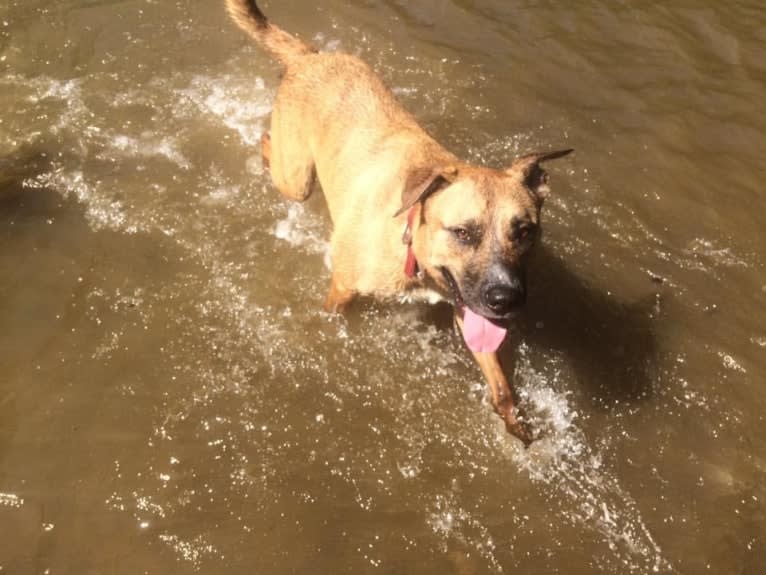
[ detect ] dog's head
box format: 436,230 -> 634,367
397,149 -> 572,323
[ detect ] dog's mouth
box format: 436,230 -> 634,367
439,267 -> 508,353
439,267 -> 464,307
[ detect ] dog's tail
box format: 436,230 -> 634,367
225,0 -> 315,66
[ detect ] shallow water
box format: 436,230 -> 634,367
1,1 -> 765,573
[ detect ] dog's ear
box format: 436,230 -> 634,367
394,166 -> 458,217
509,148 -> 573,205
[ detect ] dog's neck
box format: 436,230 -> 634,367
402,205 -> 422,279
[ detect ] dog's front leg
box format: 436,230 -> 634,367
455,314 -> 533,446
472,351 -> 533,446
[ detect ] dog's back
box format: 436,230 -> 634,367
225,0 -> 448,220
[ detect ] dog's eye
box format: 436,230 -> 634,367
451,227 -> 472,244
513,224 -> 537,242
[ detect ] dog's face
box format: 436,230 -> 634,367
403,150 -> 572,321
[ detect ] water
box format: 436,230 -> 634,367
1,1 -> 765,573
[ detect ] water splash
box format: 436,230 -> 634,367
176,74 -> 272,146
273,203 -> 330,257
513,351 -> 671,573
105,133 -> 191,170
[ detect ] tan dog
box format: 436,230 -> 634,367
226,0 -> 572,445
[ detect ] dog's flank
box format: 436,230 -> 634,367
225,0 -> 315,65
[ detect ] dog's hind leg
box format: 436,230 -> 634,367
267,100 -> 316,202
323,274 -> 356,313
260,132 -> 271,170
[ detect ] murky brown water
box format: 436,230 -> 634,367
2,1 -> 765,573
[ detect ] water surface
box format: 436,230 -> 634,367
1,1 -> 765,573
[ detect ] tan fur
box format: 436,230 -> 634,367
225,0 -> 314,65
225,0 -> 572,445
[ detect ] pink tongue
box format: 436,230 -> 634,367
462,307 -> 507,353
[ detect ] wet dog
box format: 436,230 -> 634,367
225,0 -> 572,445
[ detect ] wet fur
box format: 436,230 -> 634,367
225,0 -> 572,444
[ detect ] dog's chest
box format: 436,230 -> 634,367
398,287 -> 446,306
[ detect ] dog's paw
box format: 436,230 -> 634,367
494,399 -> 535,447
504,417 -> 535,448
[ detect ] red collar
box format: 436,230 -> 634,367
402,205 -> 421,278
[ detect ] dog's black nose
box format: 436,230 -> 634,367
484,285 -> 525,314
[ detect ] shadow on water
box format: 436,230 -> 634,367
521,245 -> 661,406
0,145 -> 52,201
0,145 -> 187,448
0,147 -> 86,474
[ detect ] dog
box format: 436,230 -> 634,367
225,0 -> 572,445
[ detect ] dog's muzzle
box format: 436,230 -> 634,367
483,278 -> 526,316
478,261 -> 526,317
